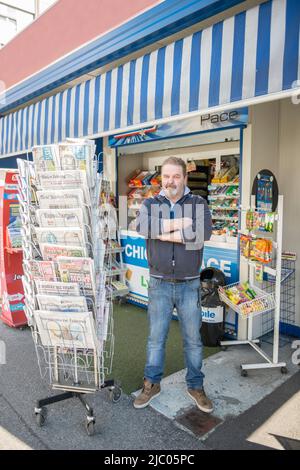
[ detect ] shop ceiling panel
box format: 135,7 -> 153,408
0,0 -> 299,158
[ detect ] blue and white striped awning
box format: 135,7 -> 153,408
0,0 -> 299,158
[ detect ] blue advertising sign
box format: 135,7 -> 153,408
121,234 -> 239,284
109,108 -> 248,147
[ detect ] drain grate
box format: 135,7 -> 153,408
175,408 -> 222,437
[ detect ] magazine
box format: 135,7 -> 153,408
32,145 -> 60,172
35,227 -> 87,247
57,257 -> 96,296
96,301 -> 110,342
25,260 -> 58,281
37,189 -> 85,210
36,208 -> 86,228
36,294 -> 88,312
35,281 -> 81,296
40,244 -> 87,261
58,141 -> 95,180
34,310 -> 97,349
37,170 -> 91,206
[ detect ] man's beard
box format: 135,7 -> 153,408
165,186 -> 179,197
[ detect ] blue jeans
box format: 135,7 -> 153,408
144,276 -> 204,390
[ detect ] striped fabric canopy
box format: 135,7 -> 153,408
0,0 -> 299,157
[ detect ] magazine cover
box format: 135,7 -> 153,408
36,208 -> 86,228
40,244 -> 87,261
35,227 -> 87,247
58,141 -> 95,179
36,294 -> 88,312
96,301 -> 110,342
57,257 -> 96,296
32,145 -> 60,172
35,280 -> 81,296
37,170 -> 91,206
26,260 -> 58,281
36,189 -> 85,210
34,310 -> 97,349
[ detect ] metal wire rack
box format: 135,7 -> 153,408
256,254 -> 296,346
17,147 -> 122,436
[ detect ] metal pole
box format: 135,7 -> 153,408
34,0 -> 40,18
273,195 -> 283,364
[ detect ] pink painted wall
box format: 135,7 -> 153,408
0,0 -> 160,90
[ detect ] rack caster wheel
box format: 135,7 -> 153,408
35,407 -> 47,427
281,367 -> 288,374
86,419 -> 95,436
221,346 -> 228,351
241,369 -> 248,377
109,386 -> 122,403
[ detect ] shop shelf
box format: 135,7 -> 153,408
208,183 -> 239,189
128,184 -> 160,189
211,216 -> 239,221
209,206 -> 238,210
218,282 -> 276,318
208,194 -> 240,199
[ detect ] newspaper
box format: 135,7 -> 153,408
37,170 -> 91,206
36,294 -> 88,312
40,244 -> 87,261
58,141 -> 95,181
34,310 -> 97,349
35,227 -> 87,247
25,260 -> 58,281
32,145 -> 60,172
36,208 -> 86,228
96,301 -> 110,342
37,189 -> 85,210
57,257 -> 96,296
35,280 -> 81,296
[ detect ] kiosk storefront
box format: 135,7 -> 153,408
109,108 -> 248,337
0,0 -> 299,338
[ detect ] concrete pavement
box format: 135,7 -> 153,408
0,319 -> 299,450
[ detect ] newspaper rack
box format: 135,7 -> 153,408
17,144 -> 123,436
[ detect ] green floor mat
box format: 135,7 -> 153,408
107,302 -> 220,395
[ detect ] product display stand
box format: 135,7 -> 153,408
220,195 -> 287,376
18,142 -> 122,436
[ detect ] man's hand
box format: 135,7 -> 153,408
162,217 -> 193,233
157,230 -> 183,243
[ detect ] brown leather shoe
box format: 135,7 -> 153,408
187,388 -> 214,413
133,379 -> 161,409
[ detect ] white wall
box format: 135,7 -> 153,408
0,0 -> 57,47
248,99 -> 300,330
0,1 -> 34,46
142,141 -> 240,170
278,99 -> 300,328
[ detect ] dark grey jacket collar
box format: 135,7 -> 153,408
157,186 -> 192,206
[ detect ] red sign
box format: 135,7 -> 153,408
0,170 -> 27,328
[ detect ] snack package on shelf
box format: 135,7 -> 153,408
149,173 -> 161,186
128,188 -> 147,199
144,186 -> 160,198
127,199 -> 142,210
240,234 -> 252,258
142,171 -> 157,185
129,171 -> 150,187
240,235 -> 273,264
252,238 -> 272,264
219,166 -> 238,183
255,264 -> 264,282
211,168 -> 228,183
246,210 -> 275,232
